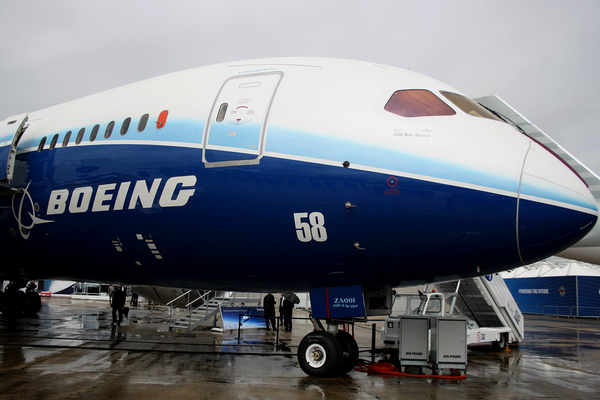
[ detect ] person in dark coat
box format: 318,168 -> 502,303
278,294 -> 285,326
130,291 -> 139,307
26,280 -> 37,293
111,285 -> 126,326
107,284 -> 114,305
282,298 -> 294,331
263,292 -> 276,331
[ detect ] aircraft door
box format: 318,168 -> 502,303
0,113 -> 29,184
202,72 -> 283,168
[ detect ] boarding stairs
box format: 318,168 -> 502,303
433,275 -> 525,344
168,290 -> 261,332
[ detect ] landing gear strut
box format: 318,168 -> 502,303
297,317 -> 360,377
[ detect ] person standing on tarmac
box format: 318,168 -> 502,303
130,291 -> 139,307
111,285 -> 126,326
282,297 -> 294,331
263,292 -> 276,331
26,281 -> 37,293
108,284 -> 114,305
278,294 -> 285,326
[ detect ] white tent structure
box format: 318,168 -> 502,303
500,258 -> 600,317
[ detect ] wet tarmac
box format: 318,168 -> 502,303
1,297 -> 600,399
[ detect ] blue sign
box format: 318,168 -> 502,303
221,306 -> 264,330
310,285 -> 366,319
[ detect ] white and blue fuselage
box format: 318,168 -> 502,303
0,58 -> 596,292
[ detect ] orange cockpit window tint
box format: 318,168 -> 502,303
384,89 -> 456,118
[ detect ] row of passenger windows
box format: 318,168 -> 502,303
37,110 -> 169,152
37,93 -> 498,153
384,89 -> 503,122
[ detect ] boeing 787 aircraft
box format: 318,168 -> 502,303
0,58 -> 596,376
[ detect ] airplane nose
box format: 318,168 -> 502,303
517,142 -> 598,264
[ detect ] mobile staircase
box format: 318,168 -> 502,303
389,273 -> 524,349
433,274 -> 524,348
168,291 -> 261,332
382,274 -> 524,375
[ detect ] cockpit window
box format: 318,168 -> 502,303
384,89 -> 456,118
440,91 -> 503,122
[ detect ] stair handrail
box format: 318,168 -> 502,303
167,289 -> 193,324
184,290 -> 215,332
168,291 -> 264,332
184,290 -> 213,309
167,289 -> 212,324
166,289 -> 193,307
449,280 -> 461,314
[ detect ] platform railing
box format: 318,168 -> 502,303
520,304 -> 600,318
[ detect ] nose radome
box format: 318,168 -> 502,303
517,142 -> 598,264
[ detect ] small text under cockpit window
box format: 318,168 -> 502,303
384,90 -> 456,118
440,91 -> 504,122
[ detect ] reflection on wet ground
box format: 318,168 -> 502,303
1,297 -> 600,399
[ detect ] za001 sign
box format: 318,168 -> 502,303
294,212 -> 328,242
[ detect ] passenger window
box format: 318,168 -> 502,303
120,117 -> 131,136
37,137 -> 47,152
90,124 -> 100,142
62,131 -> 72,147
216,103 -> 228,122
138,114 -> 149,132
440,91 -> 504,121
385,90 -> 456,117
76,128 -> 85,144
49,134 -> 59,150
105,121 -> 115,139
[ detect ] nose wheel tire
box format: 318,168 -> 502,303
336,330 -> 359,374
298,331 -> 343,377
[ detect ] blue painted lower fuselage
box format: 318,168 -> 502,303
1,143 -> 596,291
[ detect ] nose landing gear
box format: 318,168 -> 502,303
297,317 -> 360,377
298,331 -> 343,377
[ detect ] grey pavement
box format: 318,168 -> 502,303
1,297 -> 599,399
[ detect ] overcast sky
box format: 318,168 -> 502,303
1,1 -> 599,173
